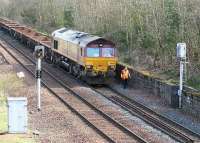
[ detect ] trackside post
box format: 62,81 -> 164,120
34,46 -> 44,111
176,43 -> 187,108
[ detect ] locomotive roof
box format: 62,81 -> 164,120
52,28 -> 105,47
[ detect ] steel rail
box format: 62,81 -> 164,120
110,96 -> 192,143
92,86 -> 200,143
0,33 -> 148,143
108,87 -> 200,141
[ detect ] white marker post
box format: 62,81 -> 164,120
176,43 -> 186,108
34,46 -> 44,111
179,61 -> 184,108
36,58 -> 41,110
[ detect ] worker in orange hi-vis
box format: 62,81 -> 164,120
120,66 -> 131,89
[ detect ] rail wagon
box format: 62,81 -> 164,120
0,18 -> 118,84
52,28 -> 117,84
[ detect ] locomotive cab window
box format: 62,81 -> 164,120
86,47 -> 100,57
102,48 -> 114,57
54,40 -> 58,49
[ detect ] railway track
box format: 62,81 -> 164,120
0,32 -> 148,143
93,86 -> 200,143
1,18 -> 200,143
1,30 -> 200,142
0,52 -> 8,64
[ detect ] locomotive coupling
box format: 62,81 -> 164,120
86,65 -> 93,69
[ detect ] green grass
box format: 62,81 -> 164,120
187,75 -> 200,90
160,69 -> 200,90
159,68 -> 179,80
0,135 -> 35,143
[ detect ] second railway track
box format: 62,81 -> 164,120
93,86 -> 200,143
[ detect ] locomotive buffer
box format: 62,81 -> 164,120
34,46 -> 44,111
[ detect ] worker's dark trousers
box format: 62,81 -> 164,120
123,79 -> 128,89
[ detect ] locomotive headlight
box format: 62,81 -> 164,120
108,62 -> 115,69
86,65 -> 93,69
109,65 -> 115,69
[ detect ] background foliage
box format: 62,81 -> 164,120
0,0 -> 200,87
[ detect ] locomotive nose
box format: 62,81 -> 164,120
93,63 -> 106,71
95,60 -> 116,71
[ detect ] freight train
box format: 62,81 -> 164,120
0,18 -> 117,84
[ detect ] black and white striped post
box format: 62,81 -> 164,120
34,46 -> 44,111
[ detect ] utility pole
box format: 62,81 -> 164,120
176,43 -> 187,108
34,46 -> 44,111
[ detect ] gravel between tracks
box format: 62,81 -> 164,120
0,43 -> 107,143
110,80 -> 200,134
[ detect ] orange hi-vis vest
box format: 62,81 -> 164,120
121,69 -> 130,80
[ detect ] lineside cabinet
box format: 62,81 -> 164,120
7,97 -> 27,133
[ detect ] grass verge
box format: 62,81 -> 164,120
0,100 -> 7,133
187,75 -> 200,90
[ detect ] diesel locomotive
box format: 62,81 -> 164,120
51,28 -> 117,84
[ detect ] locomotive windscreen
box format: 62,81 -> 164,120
102,48 -> 114,57
86,47 -> 100,57
86,47 -> 115,57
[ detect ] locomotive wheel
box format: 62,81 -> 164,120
44,51 -> 52,64
72,65 -> 80,77
52,57 -> 59,67
69,65 -> 72,74
77,70 -> 84,79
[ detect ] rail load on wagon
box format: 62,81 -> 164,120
51,28 -> 118,84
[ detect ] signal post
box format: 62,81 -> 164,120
34,46 -> 44,111
176,43 -> 187,108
